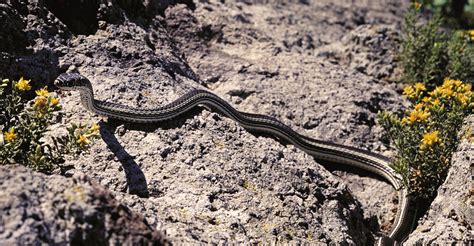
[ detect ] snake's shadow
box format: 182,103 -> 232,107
98,121 -> 153,198
97,107 -> 204,198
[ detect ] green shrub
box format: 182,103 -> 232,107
378,79 -> 473,199
0,77 -> 99,173
400,3 -> 474,88
418,0 -> 474,28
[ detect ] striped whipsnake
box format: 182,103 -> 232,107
55,73 -> 415,245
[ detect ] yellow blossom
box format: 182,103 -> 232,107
462,84 -> 471,92
35,87 -> 49,97
441,87 -> 454,98
443,78 -> 453,87
34,96 -> 48,108
431,98 -> 441,107
50,97 -> 60,107
422,97 -> 430,103
401,117 -> 409,125
414,82 -> 426,92
90,123 -> 100,135
414,103 -> 424,110
456,93 -> 469,106
77,135 -> 90,148
468,30 -> 474,40
414,2 -> 422,10
16,77 -> 31,91
4,127 -> 17,142
403,85 -> 416,98
452,79 -> 462,87
408,109 -> 430,124
420,131 -> 440,149
429,87 -> 443,97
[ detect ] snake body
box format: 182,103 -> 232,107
55,73 -> 414,245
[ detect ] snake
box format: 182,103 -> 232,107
55,73 -> 415,245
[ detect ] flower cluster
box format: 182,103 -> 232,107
427,78 -> 472,107
403,82 -> 426,100
1,77 -> 100,173
402,103 -> 430,125
32,87 -> 61,118
402,79 -> 472,128
420,131 -> 440,150
379,78 -> 472,199
75,123 -> 100,149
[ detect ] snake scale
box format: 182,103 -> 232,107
55,73 -> 416,245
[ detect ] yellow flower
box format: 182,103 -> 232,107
34,96 -> 48,108
4,127 -> 17,142
90,123 -> 100,135
452,79 -> 462,87
408,109 -> 430,124
414,103 -> 424,110
16,77 -> 31,91
50,97 -> 60,107
403,85 -> 416,98
422,97 -> 430,103
77,135 -> 90,148
429,87 -> 443,97
414,2 -> 422,10
414,82 -> 426,92
35,87 -> 49,97
401,117 -> 409,125
443,78 -> 453,87
468,30 -> 474,40
462,83 -> 471,93
420,131 -> 440,149
456,93 -> 469,106
431,98 -> 441,107
441,87 -> 454,98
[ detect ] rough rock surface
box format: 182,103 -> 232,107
0,165 -> 170,245
405,115 -> 474,244
0,0 -> 446,244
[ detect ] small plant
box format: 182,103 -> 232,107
378,79 -> 473,199
400,2 -> 474,88
0,77 -> 100,173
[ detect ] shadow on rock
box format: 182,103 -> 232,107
0,49 -> 60,86
99,120 -> 149,198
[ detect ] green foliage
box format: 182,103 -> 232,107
0,77 -> 100,173
419,0 -> 474,28
400,4 -> 474,88
378,79 -> 473,199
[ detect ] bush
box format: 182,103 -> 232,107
378,79 -> 473,199
400,3 -> 474,88
418,0 -> 474,28
0,77 -> 99,173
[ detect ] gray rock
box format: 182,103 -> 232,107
0,165 -> 170,245
405,115 -> 474,244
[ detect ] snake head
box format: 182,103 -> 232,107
54,73 -> 90,90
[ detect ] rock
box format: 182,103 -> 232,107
405,115 -> 474,243
0,165 -> 170,245
0,3 -> 27,54
341,24 -> 401,80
